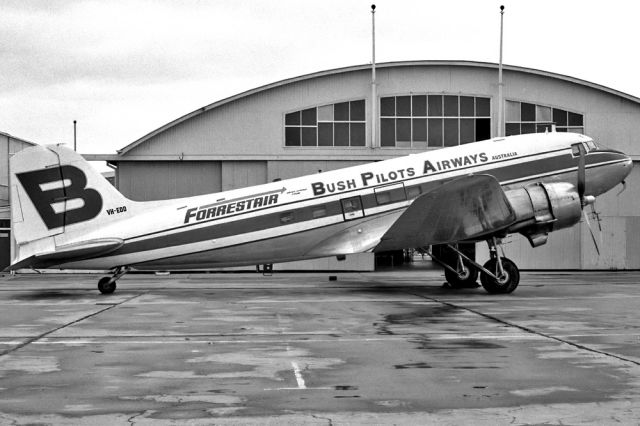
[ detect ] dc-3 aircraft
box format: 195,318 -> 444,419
6,132 -> 632,294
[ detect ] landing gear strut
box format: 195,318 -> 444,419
98,266 -> 130,295
479,238 -> 520,294
443,244 -> 478,288
430,237 -> 520,294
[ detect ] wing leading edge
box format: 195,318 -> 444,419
374,174 -> 516,252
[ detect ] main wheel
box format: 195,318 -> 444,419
98,276 -> 116,295
480,257 -> 519,294
444,263 -> 479,288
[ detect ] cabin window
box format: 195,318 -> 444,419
280,212 -> 295,224
406,185 -> 423,199
312,205 -> 327,219
505,101 -> 584,136
380,94 -> 491,148
375,183 -> 407,205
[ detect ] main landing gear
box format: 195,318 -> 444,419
431,238 -> 520,294
97,266 -> 130,295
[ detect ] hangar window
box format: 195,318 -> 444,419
285,100 -> 366,147
505,101 -> 584,136
380,94 -> 491,148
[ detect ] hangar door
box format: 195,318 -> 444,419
222,161 -> 267,191
117,161 -> 223,201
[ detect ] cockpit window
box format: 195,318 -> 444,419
585,140 -> 597,152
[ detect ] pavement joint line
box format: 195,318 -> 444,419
409,291 -> 640,368
0,292 -> 145,357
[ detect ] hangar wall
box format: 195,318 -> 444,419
0,132 -> 37,270
111,61 -> 640,270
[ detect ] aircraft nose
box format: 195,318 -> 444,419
587,149 -> 633,197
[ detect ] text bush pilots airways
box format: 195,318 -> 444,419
7,132 -> 632,294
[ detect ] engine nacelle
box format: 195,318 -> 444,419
505,182 -> 582,247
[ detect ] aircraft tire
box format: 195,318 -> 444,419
480,257 -> 519,294
98,277 -> 116,295
444,264 -> 479,288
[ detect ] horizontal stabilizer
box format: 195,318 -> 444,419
375,174 -> 516,252
6,238 -> 124,271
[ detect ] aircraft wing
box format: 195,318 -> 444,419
374,174 -> 516,252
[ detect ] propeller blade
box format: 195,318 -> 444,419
590,203 -> 603,233
583,209 -> 600,256
577,144 -> 586,205
616,180 -> 627,196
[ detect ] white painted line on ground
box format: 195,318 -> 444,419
291,361 -> 306,389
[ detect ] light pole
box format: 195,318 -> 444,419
371,4 -> 377,148
497,5 -> 505,137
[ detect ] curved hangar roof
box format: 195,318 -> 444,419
118,60 -> 640,157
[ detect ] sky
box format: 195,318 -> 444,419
1,0 -> 639,163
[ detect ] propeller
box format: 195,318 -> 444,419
576,143 -> 601,255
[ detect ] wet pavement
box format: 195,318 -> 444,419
0,269 -> 640,424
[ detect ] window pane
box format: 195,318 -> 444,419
350,123 -> 366,146
505,123 -> 520,136
317,105 -> 333,121
460,96 -> 474,116
521,103 -> 535,122
506,100 -> 520,122
301,108 -> 317,126
521,123 -> 535,134
428,95 -> 443,116
476,97 -> 490,117
380,97 -> 395,117
412,95 -> 427,116
334,102 -> 349,121
476,118 -> 491,141
285,127 -> 301,146
301,127 -> 317,146
553,108 -> 567,126
318,123 -> 333,146
413,118 -> 427,141
444,118 -> 458,146
351,100 -> 365,121
428,119 -> 443,147
444,95 -> 458,117
334,122 -> 349,146
568,112 -> 583,126
536,123 -> 552,133
536,105 -> 552,122
397,118 -> 411,142
567,127 -> 584,134
460,118 -> 474,144
285,111 -> 300,125
381,118 -> 395,147
397,96 -> 411,116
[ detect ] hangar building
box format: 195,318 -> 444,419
93,61 -> 640,270
0,132 -> 37,270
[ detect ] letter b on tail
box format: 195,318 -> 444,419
16,165 -> 103,229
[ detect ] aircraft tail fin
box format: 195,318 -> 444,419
9,144 -> 130,267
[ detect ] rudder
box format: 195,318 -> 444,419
10,144 -> 129,247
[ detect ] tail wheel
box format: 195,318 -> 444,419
98,277 -> 116,295
444,262 -> 479,288
480,257 -> 519,294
